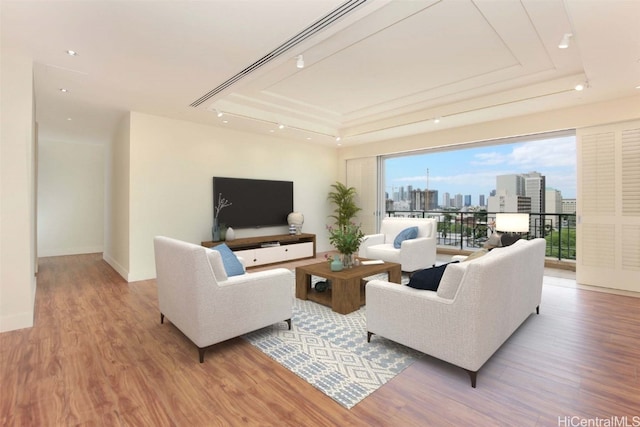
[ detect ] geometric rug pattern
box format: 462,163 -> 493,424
243,274 -> 422,409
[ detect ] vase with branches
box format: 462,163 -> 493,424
213,193 -> 232,241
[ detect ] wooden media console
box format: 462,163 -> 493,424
202,233 -> 316,268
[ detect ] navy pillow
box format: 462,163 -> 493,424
393,226 -> 419,249
407,261 -> 459,291
211,243 -> 244,277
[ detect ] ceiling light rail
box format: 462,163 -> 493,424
190,0 -> 369,107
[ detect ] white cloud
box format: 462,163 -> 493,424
507,137 -> 576,168
470,152 -> 508,166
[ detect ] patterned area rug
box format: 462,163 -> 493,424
243,274 -> 422,409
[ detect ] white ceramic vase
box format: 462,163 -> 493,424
226,226 -> 235,241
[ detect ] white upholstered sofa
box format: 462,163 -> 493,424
366,238 -> 546,387
154,236 -> 293,362
358,217 -> 438,272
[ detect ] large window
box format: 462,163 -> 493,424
381,132 -> 577,259
383,132 -> 576,214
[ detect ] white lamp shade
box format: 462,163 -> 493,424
495,213 -> 529,233
287,212 -> 304,226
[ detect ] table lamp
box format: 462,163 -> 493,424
287,212 -> 304,235
495,213 -> 530,246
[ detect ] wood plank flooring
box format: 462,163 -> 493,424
1,253 -> 639,426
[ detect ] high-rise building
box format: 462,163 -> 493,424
496,174 -> 525,196
524,171 -> 546,214
479,194 -> 485,207
425,190 -> 438,210
494,171 -> 546,214
562,199 -> 576,214
487,191 -> 531,213
442,192 -> 450,208
464,194 -> 471,207
545,188 -> 563,227
454,194 -> 463,209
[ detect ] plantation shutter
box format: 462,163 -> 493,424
576,120 -> 640,292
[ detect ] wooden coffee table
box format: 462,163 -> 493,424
295,259 -> 402,314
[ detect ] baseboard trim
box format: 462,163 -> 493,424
0,310 -> 34,333
39,246 -> 104,257
103,253 -> 129,281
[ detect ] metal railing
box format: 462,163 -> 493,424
385,210 -> 577,261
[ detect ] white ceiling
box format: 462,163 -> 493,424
2,0 -> 639,146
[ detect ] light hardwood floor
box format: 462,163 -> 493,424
1,252 -> 639,426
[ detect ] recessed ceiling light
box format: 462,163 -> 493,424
222,120 -> 229,124
216,110 -> 224,118
575,83 -> 584,91
433,117 -> 441,124
67,117 -> 72,121
66,50 -> 78,56
59,88 -> 68,93
558,33 -> 572,49
636,85 -> 640,89
278,124 -> 285,130
335,136 -> 341,142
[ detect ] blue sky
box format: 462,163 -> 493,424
385,135 -> 576,205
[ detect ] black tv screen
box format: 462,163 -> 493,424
213,177 -> 293,229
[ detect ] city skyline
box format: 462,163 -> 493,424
385,135 -> 576,207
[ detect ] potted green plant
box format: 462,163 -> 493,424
327,182 -> 364,267
327,182 -> 361,228
327,223 -> 365,267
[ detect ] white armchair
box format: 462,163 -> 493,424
154,236 -> 293,362
358,217 -> 438,272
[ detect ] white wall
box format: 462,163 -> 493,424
103,114 -> 131,280
0,47 -> 37,332
37,140 -> 104,256
116,112 -> 338,281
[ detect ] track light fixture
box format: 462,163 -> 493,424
216,110 -> 224,118
575,81 -> 589,91
558,33 -> 572,49
296,55 -> 305,69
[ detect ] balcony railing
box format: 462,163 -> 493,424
385,210 -> 577,261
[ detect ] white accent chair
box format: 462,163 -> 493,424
358,217 -> 438,272
154,236 -> 293,362
366,238 -> 546,387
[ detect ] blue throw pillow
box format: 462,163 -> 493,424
407,261 -> 459,291
393,226 -> 419,249
211,243 -> 244,277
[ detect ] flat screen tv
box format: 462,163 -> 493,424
213,177 -> 293,229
